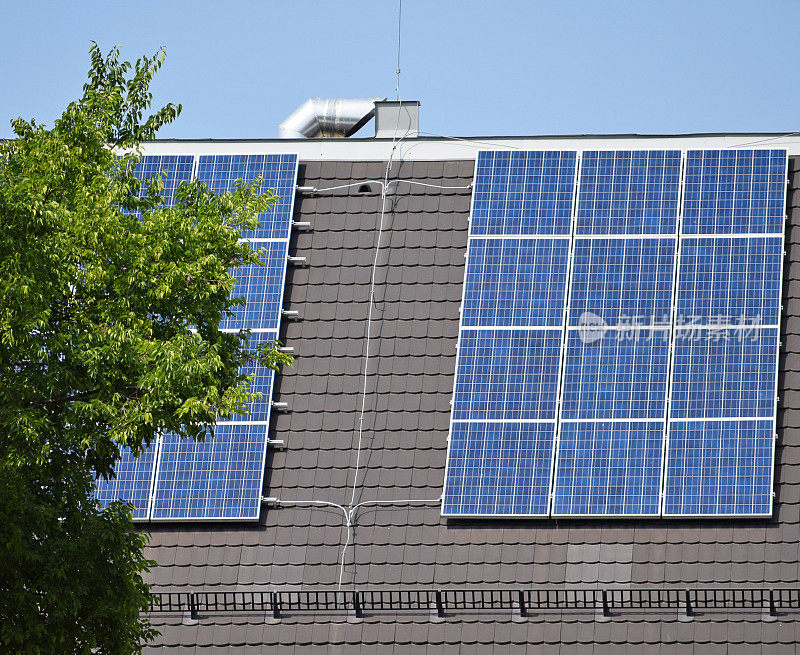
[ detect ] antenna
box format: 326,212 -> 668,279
395,0 -> 402,101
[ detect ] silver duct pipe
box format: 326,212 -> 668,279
277,98 -> 383,139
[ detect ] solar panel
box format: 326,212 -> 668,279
663,419 -> 773,516
221,243 -> 291,331
552,421 -> 664,516
470,150 -> 577,235
442,422 -> 556,516
98,153 -> 299,521
453,329 -> 562,421
95,443 -> 157,519
676,236 -> 782,325
560,331 -> 671,421
576,150 -> 681,234
568,237 -> 676,324
150,423 -> 270,520
197,154 -> 298,240
443,147 -> 786,519
669,327 -> 779,420
462,238 -> 570,327
682,149 -> 786,234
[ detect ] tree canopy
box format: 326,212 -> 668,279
0,44 -> 290,653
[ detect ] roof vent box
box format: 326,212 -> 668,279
374,100 -> 420,139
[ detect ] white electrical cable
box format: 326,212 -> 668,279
281,119 -> 473,587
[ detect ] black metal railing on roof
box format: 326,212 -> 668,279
148,587 -> 800,620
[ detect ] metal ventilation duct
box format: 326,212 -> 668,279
277,98 -> 384,139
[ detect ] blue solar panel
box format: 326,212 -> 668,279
132,155 -> 194,205
568,237 -> 676,325
452,329 -> 562,421
150,423 -> 269,520
669,327 -> 779,419
663,419 -> 773,516
197,154 -> 298,240
462,238 -> 569,327
676,236 -> 782,326
577,150 -> 681,234
552,421 -> 664,516
221,242 -> 290,331
561,330 -> 670,420
470,150 -> 577,235
95,443 -> 157,520
442,421 -> 556,516
682,150 -> 787,235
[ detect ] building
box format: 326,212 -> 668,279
126,102 -> 800,652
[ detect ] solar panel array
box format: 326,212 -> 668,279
443,148 -> 787,518
95,153 -> 298,521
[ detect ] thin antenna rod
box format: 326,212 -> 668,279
395,0 -> 402,101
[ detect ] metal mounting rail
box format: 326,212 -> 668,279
149,587 -> 799,620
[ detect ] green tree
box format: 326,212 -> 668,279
0,45 -> 291,653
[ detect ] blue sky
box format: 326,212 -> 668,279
2,1 -> 798,139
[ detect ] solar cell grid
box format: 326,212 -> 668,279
676,236 -> 782,326
197,154 -> 298,240
663,419 -> 773,516
470,150 -> 577,236
452,329 -> 562,422
461,237 -> 569,327
552,421 -> 664,516
568,237 -> 676,325
576,150 -> 681,234
442,421 -> 556,516
682,149 -> 786,234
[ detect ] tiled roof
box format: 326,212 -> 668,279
143,156 -> 800,651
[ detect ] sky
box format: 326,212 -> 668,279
1,1 -> 799,140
